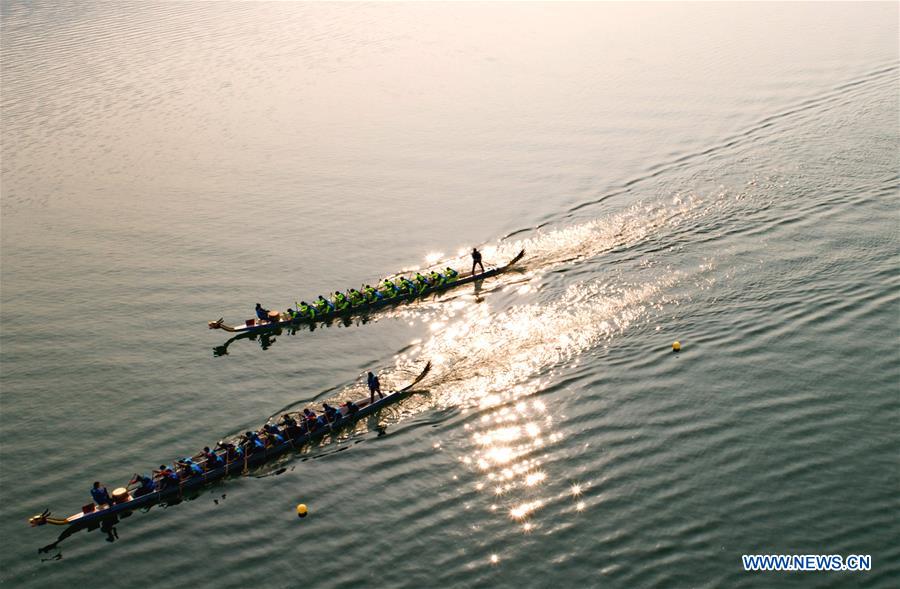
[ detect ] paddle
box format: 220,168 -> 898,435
400,361 -> 432,392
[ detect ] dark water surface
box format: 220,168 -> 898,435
2,3 -> 898,588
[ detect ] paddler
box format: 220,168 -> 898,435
347,288 -> 366,307
202,446 -> 223,469
243,431 -> 265,454
393,278 -> 410,296
153,465 -> 179,490
428,270 -> 445,287
471,248 -> 485,276
262,422 -> 284,445
414,272 -> 430,294
215,440 -> 243,463
398,277 -> 416,296
380,279 -> 399,298
255,303 -> 270,322
91,481 -> 112,508
322,402 -> 342,425
296,301 -> 315,320
128,473 -> 157,498
177,457 -> 204,478
363,284 -> 383,303
332,291 -> 351,312
444,266 -> 459,280
367,371 -> 383,403
303,408 -> 319,432
314,295 -> 334,315
279,413 -> 301,438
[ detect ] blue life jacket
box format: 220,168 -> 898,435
179,459 -> 203,475
160,465 -> 179,482
91,487 -> 111,505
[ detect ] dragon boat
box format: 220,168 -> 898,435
29,362 -> 431,530
208,249 -> 525,334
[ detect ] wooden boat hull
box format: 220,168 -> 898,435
208,249 -> 524,334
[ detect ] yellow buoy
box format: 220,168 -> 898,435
672,341 -> 681,352
296,503 -> 308,518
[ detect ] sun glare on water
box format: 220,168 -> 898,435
388,207 -> 710,543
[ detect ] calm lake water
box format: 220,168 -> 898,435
1,2 -> 898,587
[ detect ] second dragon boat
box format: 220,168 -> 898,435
208,249 -> 524,334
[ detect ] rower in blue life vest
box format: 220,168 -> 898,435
471,248 -> 485,276
128,473 -> 157,498
244,431 -> 265,453
262,422 -> 284,444
367,371 -> 383,403
154,465 -> 179,490
215,440 -> 243,463
322,403 -> 342,424
345,400 -> 360,416
177,458 -> 204,478
91,481 -> 112,508
429,270 -> 445,287
202,446 -> 223,469
444,267 -> 459,280
255,303 -> 270,322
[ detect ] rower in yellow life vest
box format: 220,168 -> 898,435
380,279 -> 399,298
295,301 -> 315,320
396,277 -> 416,296
347,288 -> 366,307
314,295 -> 333,315
413,272 -> 430,294
332,291 -> 350,311
363,284 -> 383,303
